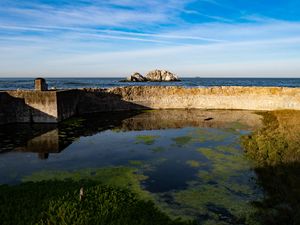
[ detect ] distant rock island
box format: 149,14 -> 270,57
122,70 -> 180,82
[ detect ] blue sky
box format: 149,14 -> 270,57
0,0 -> 300,77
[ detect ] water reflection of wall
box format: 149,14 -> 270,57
118,109 -> 263,131
14,129 -> 65,160
1,110 -> 264,160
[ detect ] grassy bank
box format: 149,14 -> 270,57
0,167 -> 196,225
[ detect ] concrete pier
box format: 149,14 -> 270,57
1,79 -> 300,125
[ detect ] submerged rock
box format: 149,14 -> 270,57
146,70 -> 180,82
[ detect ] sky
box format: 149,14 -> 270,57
0,0 -> 300,77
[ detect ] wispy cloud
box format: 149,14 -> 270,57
0,0 -> 300,77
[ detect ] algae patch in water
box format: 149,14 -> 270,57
151,146 -> 166,153
129,160 -> 144,166
22,167 -> 149,199
191,128 -> 231,143
135,135 -> 160,145
172,136 -> 193,147
186,160 -> 201,168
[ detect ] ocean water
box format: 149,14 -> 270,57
0,77 -> 300,90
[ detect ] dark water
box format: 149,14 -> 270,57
1,109 -> 300,224
1,77 -> 300,90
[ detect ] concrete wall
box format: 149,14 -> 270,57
0,90 -> 58,124
0,92 -> 31,124
76,88 -> 148,114
1,86 -> 300,125
108,86 -> 300,111
56,90 -> 80,122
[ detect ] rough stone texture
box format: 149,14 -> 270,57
146,70 -> 179,81
76,88 -> 148,114
108,86 -> 300,111
126,72 -> 148,82
35,78 -> 48,91
56,90 -> 80,121
0,90 -> 57,124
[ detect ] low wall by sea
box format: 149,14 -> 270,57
107,86 -> 300,111
1,86 -> 300,124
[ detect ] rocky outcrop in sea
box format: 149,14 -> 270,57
122,70 -> 180,82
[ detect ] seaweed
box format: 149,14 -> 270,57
136,135 -> 160,145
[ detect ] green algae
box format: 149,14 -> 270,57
129,160 -> 144,166
61,117 -> 86,128
197,146 -> 251,181
151,146 -> 166,153
172,136 -> 193,146
174,184 -> 258,225
22,167 -> 149,199
136,135 -> 160,145
163,141 -> 260,224
186,160 -> 201,168
191,128 -> 231,143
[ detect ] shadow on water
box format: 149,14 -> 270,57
0,110 -> 143,158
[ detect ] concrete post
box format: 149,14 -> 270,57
35,78 -> 48,91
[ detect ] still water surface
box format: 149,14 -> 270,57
1,109 -> 299,224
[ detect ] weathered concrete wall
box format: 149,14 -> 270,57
76,89 -> 147,114
0,92 -> 31,124
0,90 -> 58,124
56,90 -> 80,122
107,86 -> 300,111
1,86 -> 300,125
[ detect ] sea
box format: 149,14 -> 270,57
0,77 -> 300,90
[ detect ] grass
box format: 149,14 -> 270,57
1,167 -> 196,225
0,180 -> 196,225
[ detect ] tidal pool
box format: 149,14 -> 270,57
1,109 -> 299,225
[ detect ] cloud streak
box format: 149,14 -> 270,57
0,0 -> 300,77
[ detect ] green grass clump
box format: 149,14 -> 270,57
0,180 -> 196,225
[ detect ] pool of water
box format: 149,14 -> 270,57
1,109 -> 299,224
